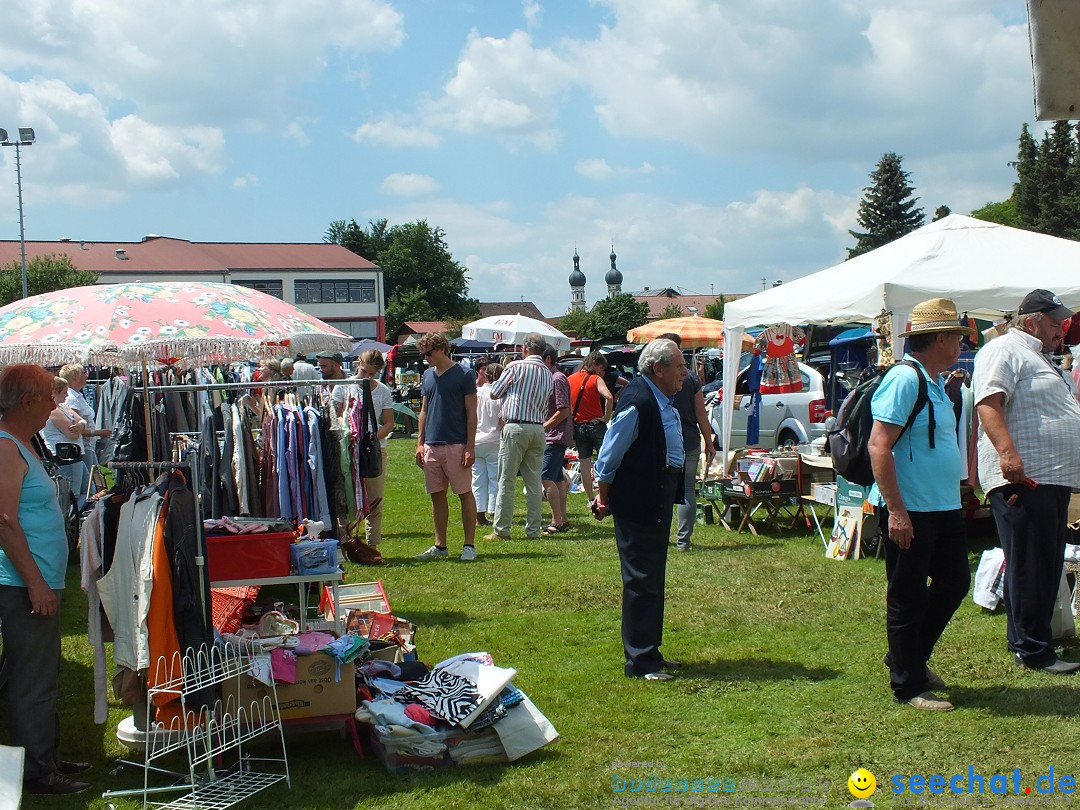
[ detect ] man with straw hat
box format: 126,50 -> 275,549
974,289 -> 1080,676
868,298 -> 974,710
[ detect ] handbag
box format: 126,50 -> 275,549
358,378 -> 383,479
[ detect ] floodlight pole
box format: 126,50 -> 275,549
1,127 -> 35,300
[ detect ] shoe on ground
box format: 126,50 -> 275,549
1015,653 -> 1080,674
661,658 -> 682,669
460,545 -> 477,561
482,532 -> 510,541
24,771 -> 90,795
56,760 -> 92,776
676,544 -> 691,552
415,545 -> 448,560
642,671 -> 676,681
903,691 -> 953,711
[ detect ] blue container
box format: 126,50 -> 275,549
290,540 -> 340,575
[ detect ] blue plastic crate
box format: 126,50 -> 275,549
290,540 -> 340,575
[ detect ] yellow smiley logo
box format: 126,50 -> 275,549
848,768 -> 876,799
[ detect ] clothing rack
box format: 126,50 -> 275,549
143,378 -> 359,394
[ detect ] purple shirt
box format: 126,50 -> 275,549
546,371 -> 573,446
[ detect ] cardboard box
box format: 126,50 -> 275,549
224,653 -> 356,721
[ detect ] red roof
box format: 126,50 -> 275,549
0,236 -> 377,272
633,293 -> 748,319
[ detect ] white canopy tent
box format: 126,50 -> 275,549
718,214 -> 1080,463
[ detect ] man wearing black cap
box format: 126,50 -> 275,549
974,289 -> 1080,675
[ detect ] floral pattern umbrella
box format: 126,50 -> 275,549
0,282 -> 352,368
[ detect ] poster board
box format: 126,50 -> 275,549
827,476 -> 873,561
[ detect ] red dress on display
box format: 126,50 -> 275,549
755,324 -> 805,394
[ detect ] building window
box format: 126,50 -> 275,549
233,279 -> 283,299
323,319 -> 378,340
295,279 -> 376,304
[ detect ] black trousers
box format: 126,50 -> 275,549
989,483 -> 1070,666
882,508 -> 969,700
0,585 -> 62,781
613,475 -> 678,677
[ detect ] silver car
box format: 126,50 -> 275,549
706,361 -> 829,450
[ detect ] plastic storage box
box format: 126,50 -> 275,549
290,540 -> 340,575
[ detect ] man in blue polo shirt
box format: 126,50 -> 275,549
868,298 -> 973,711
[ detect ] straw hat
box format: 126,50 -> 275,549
899,298 -> 976,338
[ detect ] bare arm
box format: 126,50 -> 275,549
415,396 -> 428,468
976,393 -> 1024,483
377,408 -> 394,441
867,419 -> 912,549
464,392 -> 478,466
50,407 -> 83,439
544,406 -> 570,432
595,377 -> 614,421
0,441 -> 58,615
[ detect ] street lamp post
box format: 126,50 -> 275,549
0,127 -> 36,300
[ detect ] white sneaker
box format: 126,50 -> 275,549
415,545 -> 448,560
460,545 -> 477,561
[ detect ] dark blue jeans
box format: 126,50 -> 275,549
882,508 -> 970,700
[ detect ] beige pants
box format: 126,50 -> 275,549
365,448 -> 388,547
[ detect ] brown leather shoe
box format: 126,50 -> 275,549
904,691 -> 953,711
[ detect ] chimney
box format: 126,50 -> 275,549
115,249 -> 128,260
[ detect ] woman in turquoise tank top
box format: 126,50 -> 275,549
0,364 -> 90,795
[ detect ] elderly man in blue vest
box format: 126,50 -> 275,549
591,339 -> 688,681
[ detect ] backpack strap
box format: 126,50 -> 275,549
895,359 -> 934,449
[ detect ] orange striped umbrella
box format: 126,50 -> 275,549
627,316 -> 754,349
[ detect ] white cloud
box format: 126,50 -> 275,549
576,159 -> 614,180
232,174 -> 259,189
379,173 -> 441,197
523,1 -> 542,29
352,120 -> 440,149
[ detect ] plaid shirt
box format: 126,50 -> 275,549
974,328 -> 1080,492
490,354 -> 553,424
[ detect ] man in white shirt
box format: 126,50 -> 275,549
974,289 -> 1080,675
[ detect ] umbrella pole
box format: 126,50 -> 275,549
141,358 -> 154,462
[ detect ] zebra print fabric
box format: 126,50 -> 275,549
393,668 -> 482,725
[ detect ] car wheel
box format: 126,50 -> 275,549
777,430 -> 799,451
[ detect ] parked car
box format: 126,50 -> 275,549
705,361 -> 829,450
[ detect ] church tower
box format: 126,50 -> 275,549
568,250 -> 586,312
605,247 -> 623,298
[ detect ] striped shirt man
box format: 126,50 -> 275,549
491,354 -> 553,424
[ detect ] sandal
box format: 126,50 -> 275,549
542,523 -> 571,535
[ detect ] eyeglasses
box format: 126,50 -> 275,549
423,350 -> 434,357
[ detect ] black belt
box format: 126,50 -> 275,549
665,465 -> 684,475
507,419 -> 542,425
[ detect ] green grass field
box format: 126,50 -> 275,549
28,438 -> 1080,808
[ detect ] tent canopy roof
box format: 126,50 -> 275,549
723,215 -> 1080,329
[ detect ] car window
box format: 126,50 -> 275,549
801,370 -> 810,390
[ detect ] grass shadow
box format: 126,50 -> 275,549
690,542 -> 783,554
947,685 -> 1080,717
681,657 -> 840,683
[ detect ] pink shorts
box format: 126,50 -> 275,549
423,444 -> 473,495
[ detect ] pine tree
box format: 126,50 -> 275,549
847,153 -> 925,259
1035,121 -> 1077,237
1011,123 -> 1040,227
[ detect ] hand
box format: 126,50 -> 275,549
415,445 -> 426,469
463,446 -> 475,467
887,509 -> 914,550
999,449 -> 1025,484
590,496 -> 609,521
703,444 -> 717,467
27,580 -> 58,617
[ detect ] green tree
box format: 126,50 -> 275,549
1012,123 -> 1040,227
702,296 -> 725,321
1035,121 -> 1077,237
657,303 -> 684,319
330,217 -> 477,338
0,254 -> 99,306
588,293 -> 649,341
970,199 -> 1022,227
847,153 -> 925,259
933,205 -> 951,221
557,309 -> 592,339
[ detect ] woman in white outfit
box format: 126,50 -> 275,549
40,377 -> 85,508
471,359 -> 504,526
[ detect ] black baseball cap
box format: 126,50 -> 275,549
1018,289 -> 1074,320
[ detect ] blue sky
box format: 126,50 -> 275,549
0,0 -> 1041,317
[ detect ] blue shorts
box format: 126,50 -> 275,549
542,444 -> 568,481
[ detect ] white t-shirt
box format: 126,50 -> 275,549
358,378 -> 394,448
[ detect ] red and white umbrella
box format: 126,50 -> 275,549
0,281 -> 352,368
460,313 -> 571,352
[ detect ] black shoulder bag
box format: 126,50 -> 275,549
359,379 -> 383,479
